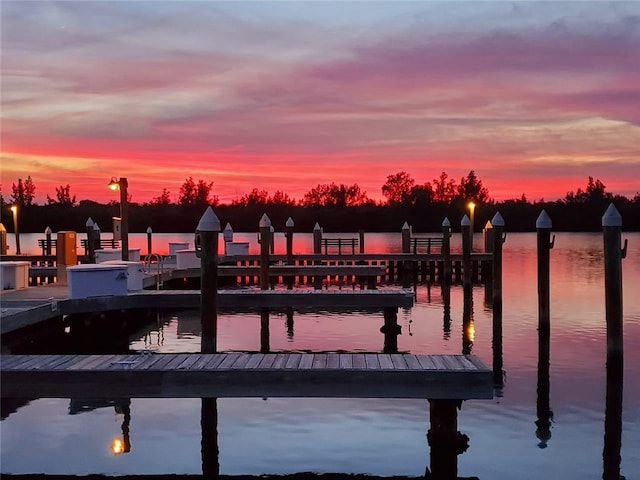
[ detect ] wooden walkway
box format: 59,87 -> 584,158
0,353 -> 492,400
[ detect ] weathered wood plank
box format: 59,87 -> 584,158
404,354 -> 422,370
313,353 -> 327,369
245,354 -> 264,369
378,354 -> 394,369
218,353 -> 241,369
326,353 -> 340,369
365,354 -> 380,369
258,353 -> 277,369
416,355 -> 437,370
339,353 -> 353,369
352,353 -> 366,369
391,355 -> 408,370
298,354 -> 314,369
285,353 -> 302,369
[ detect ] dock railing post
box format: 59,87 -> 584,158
196,206 -> 221,354
285,217 -> 294,289
602,203 -> 626,480
491,211 -> 505,389
461,215 -> 471,293
146,227 -> 153,256
85,217 -> 96,263
536,210 -> 554,447
259,214 -> 272,290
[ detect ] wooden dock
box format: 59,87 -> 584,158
0,352 -> 493,399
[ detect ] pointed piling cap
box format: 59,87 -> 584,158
224,222 -> 233,233
94,223 -> 100,232
85,217 -> 94,227
259,213 -> 272,228
402,221 -> 410,230
146,226 -> 153,234
442,217 -> 451,227
0,223 -> 6,233
313,222 -> 321,231
484,220 -> 493,229
286,217 -> 294,228
536,210 -> 552,229
461,214 -> 470,226
197,206 -> 221,232
602,203 -> 622,227
491,211 -> 505,227
44,226 -> 52,234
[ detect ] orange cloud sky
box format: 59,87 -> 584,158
1,1 -> 639,204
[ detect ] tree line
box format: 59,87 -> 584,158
1,173 -> 639,234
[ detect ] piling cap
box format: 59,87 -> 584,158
484,220 -> 492,229
442,217 -> 451,227
44,226 -> 52,234
270,225 -> 275,232
85,217 -> 94,227
461,214 -> 470,226
491,212 -> 505,226
93,223 -> 100,231
0,223 -> 6,233
224,223 -> 233,233
602,203 -> 622,227
286,217 -> 294,228
313,222 -> 321,231
197,206 -> 221,231
402,221 -> 410,230
146,226 -> 153,234
536,210 -> 552,229
259,213 -> 272,228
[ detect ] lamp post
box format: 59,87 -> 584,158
468,201 -> 476,252
109,177 -> 129,261
10,205 -> 21,255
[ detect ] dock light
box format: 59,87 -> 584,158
108,177 -> 129,261
10,205 -> 21,255
111,437 -> 125,455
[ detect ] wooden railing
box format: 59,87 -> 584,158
409,237 -> 443,254
322,237 -> 359,255
37,239 -> 119,255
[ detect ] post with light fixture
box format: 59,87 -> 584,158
491,211 -> 505,389
468,201 -> 475,252
196,206 -> 221,353
108,177 -> 129,261
0,223 -> 8,255
10,205 -> 21,255
602,203 -> 627,480
536,210 -> 554,448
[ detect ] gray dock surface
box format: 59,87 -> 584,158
0,352 -> 493,399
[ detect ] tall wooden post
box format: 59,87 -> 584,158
313,223 -> 322,289
223,223 -> 233,255
359,229 -> 365,254
401,221 -> 410,253
602,203 -> 626,480
427,400 -> 468,479
86,217 -> 96,263
462,281 -> 473,355
260,308 -> 270,353
259,214 -> 272,290
285,217 -> 295,289
536,210 -> 553,447
491,211 -> 505,388
93,223 -> 101,251
381,307 -> 400,353
197,206 -> 220,354
442,218 -> 451,285
201,398 -> 219,478
401,222 -> 411,287
146,227 -> 153,256
286,306 -> 294,339
270,225 -> 275,255
461,214 -> 471,293
483,220 -> 494,253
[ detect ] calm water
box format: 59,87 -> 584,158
1,231 -> 639,479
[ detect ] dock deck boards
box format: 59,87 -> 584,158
0,353 -> 493,400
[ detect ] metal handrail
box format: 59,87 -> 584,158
144,254 -> 164,290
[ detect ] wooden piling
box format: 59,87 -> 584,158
260,308 -> 270,353
359,229 -> 365,254
313,223 -> 322,290
536,210 -> 553,448
461,215 -> 471,293
285,217 -> 295,289
44,226 -> 53,256
146,227 -> 153,256
201,398 -> 220,478
602,203 -> 626,480
85,218 -> 96,264
198,207 -> 220,354
0,223 -> 7,255
427,399 -> 467,479
491,211 -> 505,388
259,214 -> 272,291
381,307 -> 400,353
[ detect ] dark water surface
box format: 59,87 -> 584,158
1,232 -> 639,479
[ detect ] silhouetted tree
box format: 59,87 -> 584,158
46,184 -> 77,206
382,171 -> 415,205
11,176 -> 36,206
149,188 -> 172,205
270,190 -> 296,205
432,172 -> 457,203
564,177 -> 611,205
234,188 -> 269,206
302,182 -> 371,207
457,170 -> 490,203
407,182 -> 434,206
178,177 -> 216,206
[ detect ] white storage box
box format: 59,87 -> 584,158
67,264 -> 128,299
95,248 -> 141,262
100,260 -> 145,291
226,242 -> 249,256
169,242 -> 190,256
0,261 -> 31,290
176,249 -> 200,269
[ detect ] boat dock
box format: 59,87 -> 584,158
0,352 -> 492,399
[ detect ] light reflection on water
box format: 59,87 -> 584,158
1,232 -> 639,479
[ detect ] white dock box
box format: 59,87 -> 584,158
100,260 -> 145,291
169,242 -> 190,255
67,264 -> 128,299
95,248 -> 141,262
0,261 -> 31,290
176,249 -> 200,269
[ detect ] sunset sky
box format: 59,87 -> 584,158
1,1 -> 639,205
